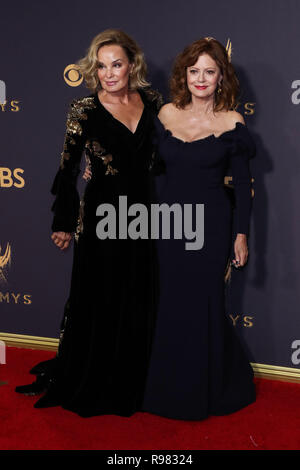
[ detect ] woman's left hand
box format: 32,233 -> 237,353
83,167 -> 92,181
232,233 -> 248,268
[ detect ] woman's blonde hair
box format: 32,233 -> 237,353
77,29 -> 150,92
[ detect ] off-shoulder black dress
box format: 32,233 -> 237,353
18,88 -> 163,417
141,117 -> 256,420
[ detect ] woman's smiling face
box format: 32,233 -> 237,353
186,53 -> 222,99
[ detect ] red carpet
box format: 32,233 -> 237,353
0,346 -> 300,450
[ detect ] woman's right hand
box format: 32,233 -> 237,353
83,167 -> 92,181
51,231 -> 72,250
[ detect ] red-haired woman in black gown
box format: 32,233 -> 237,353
141,37 -> 256,420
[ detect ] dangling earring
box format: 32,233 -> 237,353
217,83 -> 222,94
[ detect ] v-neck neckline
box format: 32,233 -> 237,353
95,89 -> 146,136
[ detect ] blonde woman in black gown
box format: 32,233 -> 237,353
141,37 -> 256,420
15,29 -> 163,417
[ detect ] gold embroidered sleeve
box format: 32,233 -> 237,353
60,97 -> 96,170
51,97 -> 96,233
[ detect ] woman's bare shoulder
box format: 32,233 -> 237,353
158,102 -> 178,121
224,110 -> 245,126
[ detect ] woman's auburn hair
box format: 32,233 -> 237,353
77,29 -> 150,93
170,37 -> 239,111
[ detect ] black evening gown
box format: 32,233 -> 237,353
141,116 -> 256,420
23,88 -> 163,417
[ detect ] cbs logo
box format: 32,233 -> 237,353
63,64 -> 83,87
0,168 -> 25,188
